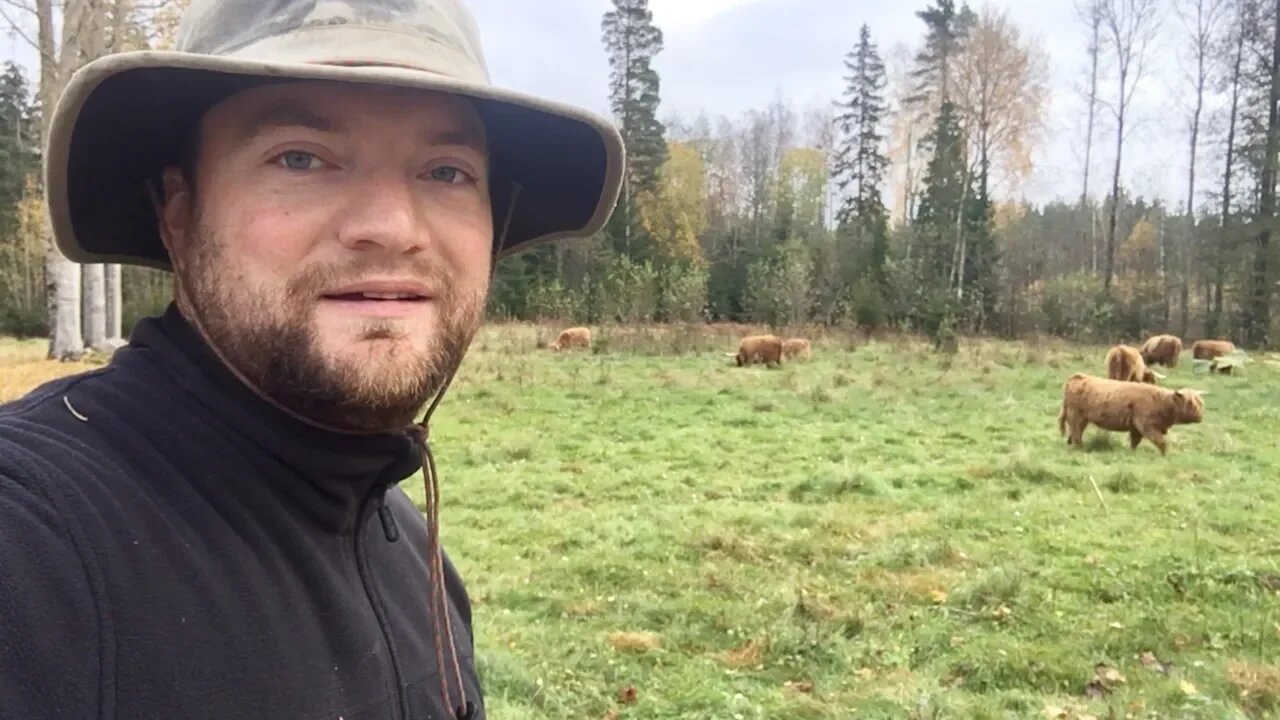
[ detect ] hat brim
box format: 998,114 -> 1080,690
45,51 -> 625,271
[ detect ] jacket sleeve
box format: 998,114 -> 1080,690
0,467 -> 102,719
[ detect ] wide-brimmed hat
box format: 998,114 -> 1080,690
44,0 -> 626,271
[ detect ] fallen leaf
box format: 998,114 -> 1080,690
993,604 -> 1013,621
1084,680 -> 1109,699
930,589 -> 949,604
717,637 -> 767,669
1139,651 -> 1167,674
616,685 -> 638,705
601,711 -> 620,720
1095,663 -> 1127,686
1180,679 -> 1198,696
1108,622 -> 1125,630
854,667 -> 874,679
949,635 -> 965,647
1042,705 -> 1069,719
1077,715 -> 1099,720
783,680 -> 814,694
606,631 -> 661,654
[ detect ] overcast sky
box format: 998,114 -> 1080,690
3,0 -> 1209,209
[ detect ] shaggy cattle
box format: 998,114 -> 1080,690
1057,373 -> 1204,455
1140,334 -> 1183,367
1192,339 -> 1235,360
727,335 -> 784,367
1105,344 -> 1160,384
782,338 -> 812,360
549,326 -> 591,351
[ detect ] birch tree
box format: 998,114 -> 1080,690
1099,0 -> 1162,295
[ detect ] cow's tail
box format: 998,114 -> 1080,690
1057,401 -> 1067,436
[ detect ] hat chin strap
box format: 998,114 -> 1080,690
151,179 -> 523,720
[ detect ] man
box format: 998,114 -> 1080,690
0,1 -> 622,719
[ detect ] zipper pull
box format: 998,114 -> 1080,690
376,488 -> 400,543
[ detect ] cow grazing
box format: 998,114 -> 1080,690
1105,344 -> 1161,384
782,338 -> 811,360
1140,334 -> 1183,367
1057,373 -> 1204,455
1192,339 -> 1235,360
549,326 -> 591,351
726,335 -> 784,368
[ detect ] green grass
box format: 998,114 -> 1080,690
398,326 -> 1280,719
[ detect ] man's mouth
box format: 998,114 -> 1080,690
318,280 -> 434,316
323,291 -> 427,302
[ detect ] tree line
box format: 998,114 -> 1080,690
489,0 -> 1280,349
1,0 -> 1279,356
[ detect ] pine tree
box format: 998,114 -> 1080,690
601,0 -> 668,260
833,24 -> 890,308
0,62 -> 39,240
910,0 -> 977,111
914,101 -> 969,299
834,25 -> 889,231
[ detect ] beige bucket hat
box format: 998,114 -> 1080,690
44,0 -> 625,271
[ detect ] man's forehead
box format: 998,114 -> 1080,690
213,81 -> 488,148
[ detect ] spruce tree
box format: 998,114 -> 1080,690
833,24 -> 890,301
601,0 -> 668,260
0,62 -> 38,239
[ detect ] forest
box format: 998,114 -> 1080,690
1,0 -> 1279,356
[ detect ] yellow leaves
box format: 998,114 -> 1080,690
15,172 -> 46,254
1119,217 -> 1159,279
635,140 -> 707,265
775,147 -> 828,234
930,589 -> 949,604
1179,678 -> 1199,696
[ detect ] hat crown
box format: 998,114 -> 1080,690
176,0 -> 489,79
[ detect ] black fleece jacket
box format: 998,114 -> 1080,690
0,304 -> 485,719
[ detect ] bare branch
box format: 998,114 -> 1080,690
0,3 -> 48,60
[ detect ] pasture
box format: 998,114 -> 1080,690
4,325 -> 1280,718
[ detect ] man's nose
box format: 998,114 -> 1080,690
336,170 -> 426,255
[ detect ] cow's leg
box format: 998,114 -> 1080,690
1129,429 -> 1143,449
1069,420 -> 1086,448
1139,425 -> 1168,455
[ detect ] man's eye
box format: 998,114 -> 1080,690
429,165 -> 470,184
275,151 -> 324,171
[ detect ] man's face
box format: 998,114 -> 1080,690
159,80 -> 494,432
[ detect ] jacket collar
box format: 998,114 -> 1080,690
122,303 -> 423,534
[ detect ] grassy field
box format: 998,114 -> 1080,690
5,325 -> 1280,718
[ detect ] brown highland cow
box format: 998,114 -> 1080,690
1140,334 -> 1182,367
1057,373 -> 1204,455
728,335 -> 784,368
1105,344 -> 1160,384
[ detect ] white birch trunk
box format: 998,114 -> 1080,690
83,263 -> 107,349
105,262 -> 123,340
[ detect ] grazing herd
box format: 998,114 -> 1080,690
544,323 -> 1234,456
1058,332 -> 1232,455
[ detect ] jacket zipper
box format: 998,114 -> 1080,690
355,483 -> 407,720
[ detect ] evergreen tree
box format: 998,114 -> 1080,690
909,0 -> 976,110
602,0 -> 668,260
0,62 -> 39,239
914,101 -> 968,290
833,24 -> 891,318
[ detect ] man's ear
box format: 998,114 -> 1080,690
158,166 -> 193,270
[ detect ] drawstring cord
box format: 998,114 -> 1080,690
410,181 -> 520,720
149,175 -> 523,720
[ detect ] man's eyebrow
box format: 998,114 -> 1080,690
424,127 -> 487,153
236,102 -> 342,142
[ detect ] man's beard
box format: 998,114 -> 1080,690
176,225 -> 488,433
